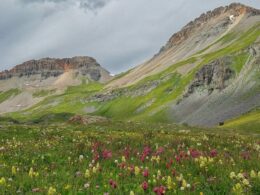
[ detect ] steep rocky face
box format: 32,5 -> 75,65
169,41 -> 260,127
0,56 -> 109,81
184,57 -> 234,98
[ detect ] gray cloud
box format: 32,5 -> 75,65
0,0 -> 259,74
80,0 -> 111,11
20,0 -> 112,11
21,0 -> 68,3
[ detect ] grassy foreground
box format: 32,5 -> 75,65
0,122 -> 259,194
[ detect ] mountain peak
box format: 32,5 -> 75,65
0,56 -> 111,82
158,3 -> 259,53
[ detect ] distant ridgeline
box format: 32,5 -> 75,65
0,56 -> 109,81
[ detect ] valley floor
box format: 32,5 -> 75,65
0,121 -> 259,194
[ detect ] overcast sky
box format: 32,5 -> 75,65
0,0 -> 259,74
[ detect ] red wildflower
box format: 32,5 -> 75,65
141,146 -> 152,162
102,149 -> 112,159
143,169 -> 149,177
129,165 -> 135,174
109,179 -> 117,189
189,149 -> 201,158
153,186 -> 166,195
142,181 -> 149,191
210,149 -> 218,157
123,147 -> 130,159
156,147 -> 164,155
175,155 -> 181,163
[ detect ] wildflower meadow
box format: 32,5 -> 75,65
0,122 -> 259,194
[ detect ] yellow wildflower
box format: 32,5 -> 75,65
182,179 -> 187,188
0,177 -> 6,186
232,183 -> 243,194
29,168 -> 34,178
237,173 -> 244,179
92,166 -> 97,174
242,179 -> 250,187
156,156 -> 160,164
122,156 -> 126,162
29,168 -> 39,178
167,176 -> 173,189
134,166 -> 140,175
250,170 -> 256,178
130,191 -> 135,195
64,184 -> 71,190
230,172 -> 236,179
157,170 -> 161,178
47,186 -> 56,195
176,174 -> 183,182
12,166 -> 17,175
85,169 -> 90,178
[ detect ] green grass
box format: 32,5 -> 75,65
222,109 -> 260,133
33,89 -> 56,98
65,81 -> 103,94
0,88 -> 21,104
0,122 -> 259,194
7,82 -> 103,123
230,52 -> 250,73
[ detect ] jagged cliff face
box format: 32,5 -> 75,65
0,56 -> 110,82
184,57 -> 234,97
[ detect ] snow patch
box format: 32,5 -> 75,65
229,15 -> 235,22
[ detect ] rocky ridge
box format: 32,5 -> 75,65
159,3 -> 260,54
0,56 -> 110,82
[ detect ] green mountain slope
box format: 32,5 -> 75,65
1,3 -> 260,128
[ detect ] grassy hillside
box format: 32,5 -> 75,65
94,24 -> 260,122
3,24 -> 260,126
0,88 -> 21,104
6,82 -> 103,123
222,109 -> 260,132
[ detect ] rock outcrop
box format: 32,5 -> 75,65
184,57 -> 234,98
0,56 -> 111,82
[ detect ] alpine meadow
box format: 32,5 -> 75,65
0,2 -> 260,195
